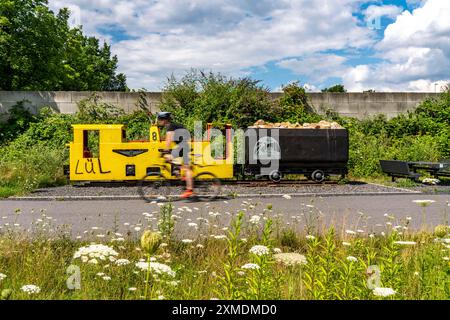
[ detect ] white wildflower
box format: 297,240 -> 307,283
412,200 -> 436,206
0,273 -> 6,281
135,262 -> 176,277
115,259 -> 130,266
283,195 -> 292,200
249,215 -> 261,225
73,244 -> 119,263
346,256 -> 358,262
21,285 -> 41,295
393,241 -> 417,246
241,263 -> 260,270
249,245 -> 270,256
212,235 -> 227,240
373,287 -> 396,297
275,253 -> 307,266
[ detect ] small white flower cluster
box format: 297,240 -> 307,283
115,259 -> 131,266
181,239 -> 194,244
249,245 -> 270,256
373,287 -> 396,297
346,256 -> 358,262
412,200 -> 436,206
212,235 -> 227,240
422,178 -> 440,185
274,253 -> 307,266
21,284 -> 41,295
73,244 -> 119,264
241,263 -> 260,270
393,241 -> 417,246
0,273 -> 7,281
135,262 -> 176,278
249,215 -> 261,225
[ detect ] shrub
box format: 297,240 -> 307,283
0,101 -> 36,145
159,70 -> 277,130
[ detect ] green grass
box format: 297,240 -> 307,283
0,186 -> 22,198
0,204 -> 449,300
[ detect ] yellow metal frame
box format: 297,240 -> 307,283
67,124 -> 234,181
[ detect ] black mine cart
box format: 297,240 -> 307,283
244,128 -> 349,182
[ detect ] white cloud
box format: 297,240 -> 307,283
344,0 -> 450,91
47,0 -> 450,92
277,54 -> 347,83
363,4 -> 403,23
49,0 -> 375,90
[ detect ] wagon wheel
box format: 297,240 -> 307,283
194,173 -> 222,201
138,174 -> 173,203
311,170 -> 326,183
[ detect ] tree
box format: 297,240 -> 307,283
160,70 -> 276,129
277,82 -> 321,124
322,84 -> 347,93
0,0 -> 127,91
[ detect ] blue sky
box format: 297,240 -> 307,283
49,0 -> 450,92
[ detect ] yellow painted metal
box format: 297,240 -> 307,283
68,124 -> 234,181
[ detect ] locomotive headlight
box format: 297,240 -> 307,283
126,165 -> 136,177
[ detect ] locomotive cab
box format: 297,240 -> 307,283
66,124 -> 235,183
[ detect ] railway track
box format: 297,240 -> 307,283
229,180 -> 342,187
71,178 -> 346,189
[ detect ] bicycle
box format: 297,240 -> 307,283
137,152 -> 222,202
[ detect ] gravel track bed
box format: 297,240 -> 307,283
22,182 -> 418,198
406,184 -> 450,194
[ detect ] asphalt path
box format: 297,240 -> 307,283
1,194 -> 449,239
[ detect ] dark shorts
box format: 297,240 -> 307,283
171,142 -> 190,165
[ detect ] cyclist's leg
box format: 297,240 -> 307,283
181,142 -> 194,191
172,143 -> 194,196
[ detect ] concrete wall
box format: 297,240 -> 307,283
0,91 -> 440,121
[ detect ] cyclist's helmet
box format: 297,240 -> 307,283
156,112 -> 172,120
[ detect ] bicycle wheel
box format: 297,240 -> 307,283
194,173 -> 222,201
138,175 -> 173,203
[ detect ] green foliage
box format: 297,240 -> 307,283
280,229 -> 300,249
160,70 -> 277,130
76,94 -> 126,123
341,87 -> 450,177
322,84 -> 347,93
158,204 -> 175,241
0,101 -> 36,144
0,0 -> 127,91
277,82 -> 321,124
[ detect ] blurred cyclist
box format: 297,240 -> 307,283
156,112 -> 194,199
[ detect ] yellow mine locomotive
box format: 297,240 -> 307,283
65,123 -> 234,199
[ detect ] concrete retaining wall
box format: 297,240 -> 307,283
0,91 -> 440,121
